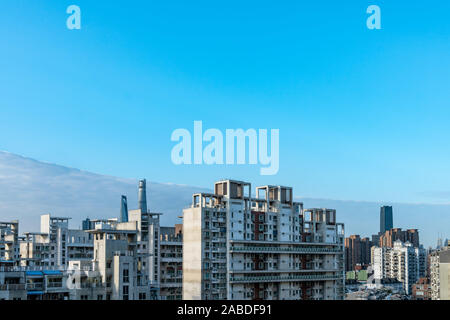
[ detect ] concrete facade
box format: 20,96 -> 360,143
372,240 -> 426,294
430,246 -> 450,300
160,225 -> 183,300
0,221 -> 20,265
182,179 -> 345,300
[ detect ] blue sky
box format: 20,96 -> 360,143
1,1 -> 450,207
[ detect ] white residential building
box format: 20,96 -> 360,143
3,179 -> 162,300
183,179 -> 345,300
372,246 -> 385,280
372,240 -> 426,294
19,215 -> 94,269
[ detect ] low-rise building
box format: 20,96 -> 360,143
412,277 -> 430,300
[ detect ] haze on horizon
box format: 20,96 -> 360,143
0,150 -> 447,248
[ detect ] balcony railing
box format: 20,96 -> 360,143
26,283 -> 44,290
0,284 -> 26,291
230,274 -> 343,283
230,246 -> 342,254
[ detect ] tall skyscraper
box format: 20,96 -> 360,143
120,195 -> 129,222
138,179 -> 148,212
380,206 -> 393,234
82,217 -> 93,230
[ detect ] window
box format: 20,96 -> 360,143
123,286 -> 129,300
123,269 -> 129,283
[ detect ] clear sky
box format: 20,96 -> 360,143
0,1 -> 449,205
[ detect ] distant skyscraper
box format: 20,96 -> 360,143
437,235 -> 443,249
82,217 -> 92,230
138,179 -> 148,212
120,195 -> 128,222
380,206 -> 393,234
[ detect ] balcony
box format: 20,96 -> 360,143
26,283 -> 44,290
0,284 -> 26,291
161,256 -> 182,263
230,269 -> 340,274
230,274 -> 343,284
46,282 -> 63,289
230,246 -> 342,254
160,282 -> 182,288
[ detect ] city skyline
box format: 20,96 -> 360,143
0,150 -> 447,248
1,163 -> 448,301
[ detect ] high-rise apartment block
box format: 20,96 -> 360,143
379,228 -> 419,248
344,235 -> 372,271
372,240 -> 426,294
160,225 -> 183,300
86,211 -> 160,300
182,179 -> 345,300
19,215 -> 93,269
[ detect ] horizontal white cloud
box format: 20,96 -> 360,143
0,151 -> 447,247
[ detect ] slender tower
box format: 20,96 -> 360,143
120,195 -> 128,222
138,179 -> 148,213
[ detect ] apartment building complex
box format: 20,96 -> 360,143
71,179 -> 162,300
344,235 -> 372,271
430,244 -> 450,300
183,179 -> 345,300
19,215 -> 93,269
372,240 -> 426,294
0,263 -> 72,300
379,228 -> 420,248
0,179 -> 169,300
